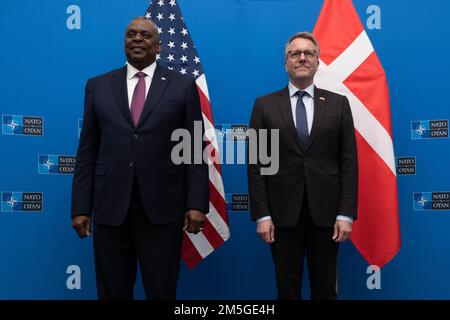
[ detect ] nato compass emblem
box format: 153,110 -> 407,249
1,192 -> 20,212
417,195 -> 428,208
413,192 -> 432,210
6,195 -> 18,209
7,119 -> 19,132
43,158 -> 55,171
415,124 -> 426,137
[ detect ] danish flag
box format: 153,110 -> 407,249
313,0 -> 401,267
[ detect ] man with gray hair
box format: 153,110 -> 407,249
248,32 -> 358,299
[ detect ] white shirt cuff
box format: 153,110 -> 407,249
257,215 -> 352,223
257,216 -> 272,223
336,215 -> 353,224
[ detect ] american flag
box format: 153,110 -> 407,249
145,0 -> 230,268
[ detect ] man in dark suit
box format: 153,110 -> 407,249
71,17 -> 209,300
248,32 -> 358,300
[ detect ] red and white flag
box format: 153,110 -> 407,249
146,0 -> 230,268
313,0 -> 401,267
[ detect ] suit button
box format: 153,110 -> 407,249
129,162 -> 134,168
133,134 -> 138,139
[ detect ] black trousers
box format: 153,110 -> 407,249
270,198 -> 339,300
93,179 -> 183,300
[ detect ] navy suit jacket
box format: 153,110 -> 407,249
71,64 -> 209,225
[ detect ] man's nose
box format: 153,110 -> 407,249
299,52 -> 307,61
133,33 -> 143,41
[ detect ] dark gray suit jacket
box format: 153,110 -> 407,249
248,86 -> 358,228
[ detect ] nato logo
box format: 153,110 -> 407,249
2,114 -> 44,136
413,192 -> 450,210
1,192 -> 43,212
78,119 -> 83,138
216,124 -> 248,141
411,119 -> 448,139
38,155 -> 76,174
396,157 -> 416,175
225,193 -> 249,212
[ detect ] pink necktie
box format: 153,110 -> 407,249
130,72 -> 146,126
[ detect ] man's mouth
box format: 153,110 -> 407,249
131,46 -> 146,52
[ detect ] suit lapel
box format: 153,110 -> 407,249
110,66 -> 135,128
305,86 -> 327,151
276,87 -> 305,154
136,65 -> 170,128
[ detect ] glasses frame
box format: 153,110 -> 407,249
286,49 -> 318,61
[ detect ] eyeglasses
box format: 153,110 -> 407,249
286,50 -> 317,60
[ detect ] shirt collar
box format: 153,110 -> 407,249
288,82 -> 315,98
126,61 -> 157,80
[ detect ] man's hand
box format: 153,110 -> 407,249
72,216 -> 92,238
257,219 -> 275,244
184,209 -> 206,234
332,220 -> 352,242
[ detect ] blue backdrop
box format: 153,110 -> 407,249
0,0 -> 449,299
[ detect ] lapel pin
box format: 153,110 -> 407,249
319,96 -> 325,101
161,77 -> 166,81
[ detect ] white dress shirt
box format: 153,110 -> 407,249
289,82 -> 315,134
257,82 -> 353,225
126,61 -> 157,109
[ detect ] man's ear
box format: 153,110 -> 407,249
157,41 -> 162,54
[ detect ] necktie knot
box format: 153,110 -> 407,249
135,71 -> 146,79
296,90 -> 307,99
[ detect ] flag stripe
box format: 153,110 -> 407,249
208,195 -> 230,235
202,112 -> 221,156
202,218 -> 227,248
209,179 -> 228,222
208,161 -> 226,200
186,230 -> 215,258
196,74 -> 210,103
182,234 -> 206,268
